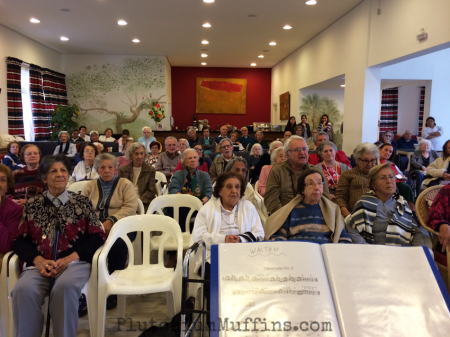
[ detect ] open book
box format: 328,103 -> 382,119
210,242 -> 450,337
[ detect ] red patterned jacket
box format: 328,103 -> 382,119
426,184 -> 450,232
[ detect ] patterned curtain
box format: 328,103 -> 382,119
379,87 -> 398,139
42,68 -> 68,139
29,64 -> 49,141
6,57 -> 24,137
418,86 -> 425,136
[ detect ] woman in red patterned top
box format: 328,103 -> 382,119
314,141 -> 351,201
427,184 -> 450,253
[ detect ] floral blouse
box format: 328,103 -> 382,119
146,155 -> 159,167
321,163 -> 341,190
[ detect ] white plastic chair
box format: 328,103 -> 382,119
0,251 -> 15,337
147,195 -> 203,251
96,214 -> 183,337
155,171 -> 168,196
67,180 -> 92,194
132,199 -> 145,265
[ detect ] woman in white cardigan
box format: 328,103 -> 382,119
193,171 -> 264,327
422,140 -> 450,190
68,143 -> 100,186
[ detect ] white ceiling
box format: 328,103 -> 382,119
0,0 -> 362,68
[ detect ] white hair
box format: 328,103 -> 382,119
178,138 -> 189,147
142,126 -> 152,132
269,140 -> 283,154
93,153 -> 117,170
353,142 -> 380,161
90,130 -> 99,137
187,128 -> 196,135
283,135 -> 305,153
250,143 -> 262,155
181,148 -> 199,168
270,147 -> 285,164
418,139 -> 431,147
92,142 -> 104,151
165,136 -> 177,145
313,131 -> 329,142
125,142 -> 148,161
404,129 -> 412,133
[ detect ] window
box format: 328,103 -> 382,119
21,64 -> 34,141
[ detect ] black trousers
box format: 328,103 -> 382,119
107,232 -> 137,274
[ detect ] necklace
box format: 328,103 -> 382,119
324,162 -> 339,186
221,205 -> 238,227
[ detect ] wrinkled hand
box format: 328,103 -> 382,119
33,256 -> 55,278
13,169 -> 24,176
443,173 -> 450,181
341,207 -> 351,218
202,197 -> 209,205
225,235 -> 241,243
421,166 -> 427,172
103,219 -> 113,236
439,224 -> 450,253
46,257 -> 70,277
330,194 -> 336,201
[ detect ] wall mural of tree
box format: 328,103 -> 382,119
66,57 -> 167,133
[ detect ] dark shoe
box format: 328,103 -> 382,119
78,294 -> 87,317
107,295 -> 118,310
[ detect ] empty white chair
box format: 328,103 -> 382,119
96,214 -> 183,337
154,171 -> 168,196
67,180 -> 92,194
147,194 -> 203,251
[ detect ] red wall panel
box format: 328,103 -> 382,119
171,67 -> 271,130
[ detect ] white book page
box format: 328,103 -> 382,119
218,242 -> 341,337
321,244 -> 450,337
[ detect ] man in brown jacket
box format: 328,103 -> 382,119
264,136 -> 329,215
209,138 -> 240,184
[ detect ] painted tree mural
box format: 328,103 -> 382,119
299,94 -> 322,129
66,58 -> 166,133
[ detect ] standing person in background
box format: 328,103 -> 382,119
248,131 -> 269,152
423,117 -> 444,151
138,126 -> 157,151
155,136 -> 181,179
396,129 -> 418,150
187,128 -> 199,148
215,125 -> 229,144
230,131 -> 244,152
2,141 -> 24,173
199,126 -> 216,155
300,115 -> 311,140
117,129 -> 131,153
70,129 -> 84,142
284,116 -> 297,134
317,114 -> 332,139
238,126 -> 254,150
79,126 -> 90,142
99,128 -> 116,142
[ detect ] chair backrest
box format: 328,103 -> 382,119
67,180 -> 92,194
157,140 -> 162,153
147,194 -> 203,233
154,171 -> 168,196
416,185 -> 444,233
137,199 -> 145,215
254,181 -> 268,217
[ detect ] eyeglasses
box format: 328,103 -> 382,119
288,147 -> 309,153
305,181 -> 325,188
358,159 -> 377,165
195,148 -> 203,152
378,175 -> 396,182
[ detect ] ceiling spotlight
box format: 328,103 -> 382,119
251,63 -> 257,66
30,18 -> 40,23
201,63 -> 207,65
341,84 -> 346,87
132,39 -> 140,43
283,25 -> 292,29
118,20 -> 127,25
201,54 -> 208,57
306,0 -> 317,5
203,0 -> 215,2
202,23 -> 211,28
202,40 -> 209,44
269,42 -> 276,46
258,55 -> 264,58
60,36 -> 69,41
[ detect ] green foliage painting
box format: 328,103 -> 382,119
66,57 -> 167,133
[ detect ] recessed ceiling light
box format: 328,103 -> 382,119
201,54 -> 208,57
30,18 -> 40,23
202,40 -> 209,44
341,84 -> 346,87
269,42 -> 276,46
258,55 -> 264,58
283,25 -> 292,29
251,63 -> 257,66
60,8 -> 71,12
203,0 -> 214,2
202,23 -> 211,28
132,39 -> 140,43
306,0 -> 317,5
60,36 -> 69,41
118,20 -> 127,26
201,63 -> 207,65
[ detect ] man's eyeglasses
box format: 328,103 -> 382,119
358,159 -> 377,165
288,147 -> 309,153
305,181 -> 325,188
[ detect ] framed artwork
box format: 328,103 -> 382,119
280,91 -> 290,120
196,78 -> 247,115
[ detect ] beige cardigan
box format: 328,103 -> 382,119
82,177 -> 138,224
264,194 -> 346,242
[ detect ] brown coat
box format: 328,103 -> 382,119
118,163 -> 157,206
335,166 -> 370,212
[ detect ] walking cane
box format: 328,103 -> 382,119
45,221 -> 61,337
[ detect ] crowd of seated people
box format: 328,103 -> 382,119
2,119 -> 450,336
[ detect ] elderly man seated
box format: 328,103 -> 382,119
209,138 -> 239,184
138,126 -> 157,151
215,125 -> 229,144
155,136 -> 181,179
264,135 -> 329,215
308,131 -> 351,167
238,126 -> 254,149
396,129 -> 418,151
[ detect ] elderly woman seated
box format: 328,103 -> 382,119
265,169 -> 352,243
68,143 -> 99,186
336,143 -> 379,218
82,153 -> 137,309
173,144 -> 209,173
422,140 -> 450,190
314,140 -> 351,200
2,141 -> 24,173
258,147 -> 286,197
345,163 -> 424,246
380,130 -> 397,158
427,184 -> 450,254
145,141 -> 161,167
119,142 -> 157,211
410,139 -> 440,196
294,125 -> 304,137
0,164 -> 23,271
224,157 -> 255,204
53,131 -> 77,157
12,155 -> 105,337
193,171 -> 264,324
250,140 -> 283,183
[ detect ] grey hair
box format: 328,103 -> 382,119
93,153 -> 118,171
283,135 -> 305,153
125,142 -> 148,161
269,140 -> 283,153
382,130 -> 394,138
181,148 -> 199,168
225,157 -> 249,183
404,129 -> 412,133
178,138 -> 189,147
250,143 -> 262,156
58,131 -> 69,140
165,136 -> 177,145
38,154 -> 72,180
92,142 -> 104,151
313,131 -> 329,142
418,139 -> 431,147
255,131 -> 264,138
187,128 -> 196,135
352,142 -> 380,161
368,163 -> 396,190
89,130 -> 99,137
219,138 -> 232,147
270,147 -> 285,164
142,126 -> 152,132
317,140 -> 337,157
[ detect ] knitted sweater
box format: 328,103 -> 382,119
0,197 -> 23,254
335,166 -> 370,212
427,184 -> 450,232
155,151 -> 181,178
